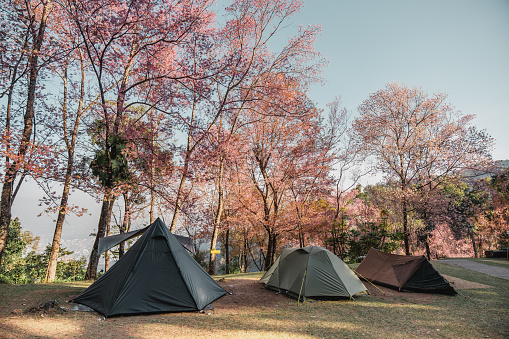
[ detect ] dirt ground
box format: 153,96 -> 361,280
212,279 -> 295,313
11,274 -> 490,317
358,274 -> 490,302
210,275 -> 489,312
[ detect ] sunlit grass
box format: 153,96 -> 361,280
0,258 -> 507,338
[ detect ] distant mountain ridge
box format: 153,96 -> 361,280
496,160 -> 509,168
463,159 -> 509,181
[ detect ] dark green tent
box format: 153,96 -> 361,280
355,248 -> 456,295
72,218 -> 226,317
260,246 -> 367,300
96,224 -> 196,256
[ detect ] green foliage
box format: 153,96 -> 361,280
345,223 -> 403,263
0,219 -> 87,284
498,232 -> 509,248
441,178 -> 486,236
487,168 -> 509,248
324,211 -> 349,259
325,212 -> 402,264
43,245 -> 87,282
90,134 -> 130,188
0,218 -> 29,270
489,168 -> 509,199
219,256 -> 242,275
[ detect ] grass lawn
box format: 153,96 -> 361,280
436,256 -> 509,268
0,259 -> 508,339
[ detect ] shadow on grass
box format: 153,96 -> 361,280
0,281 -> 89,318
3,296 -> 506,339
2,288 -> 507,339
1,265 -> 508,339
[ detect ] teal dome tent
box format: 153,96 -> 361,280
260,246 -> 367,301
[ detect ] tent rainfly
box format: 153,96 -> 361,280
260,246 -> 368,300
96,223 -> 196,256
355,248 -> 456,295
72,218 -> 226,317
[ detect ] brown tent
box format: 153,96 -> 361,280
355,248 -> 456,295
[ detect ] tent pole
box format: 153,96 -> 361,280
297,269 -> 307,304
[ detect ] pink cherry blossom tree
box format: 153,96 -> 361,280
353,83 -> 493,255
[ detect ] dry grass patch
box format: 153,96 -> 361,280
442,275 -> 491,289
0,260 -> 507,338
475,258 -> 509,268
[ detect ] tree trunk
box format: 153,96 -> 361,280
468,229 -> 478,258
44,173 -> 72,283
208,157 -> 225,275
402,198 -> 410,255
241,233 -> 248,273
169,90 -> 203,233
119,193 -> 130,258
169,100 -> 196,233
259,249 -> 265,270
149,135 -> 155,223
224,228 -> 230,274
104,225 -> 111,272
45,54 -> 86,283
0,182 -> 13,265
0,67 -> 16,265
264,230 -> 277,270
425,233 -> 431,260
85,191 -> 113,279
169,170 -> 187,233
149,168 -> 155,223
298,224 -> 304,248
331,226 -> 337,255
208,220 -> 221,273
478,235 -> 483,258
149,188 -> 155,223
103,197 -> 115,272
0,1 -> 52,265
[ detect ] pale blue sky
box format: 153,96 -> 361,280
290,0 -> 509,160
13,0 -> 509,250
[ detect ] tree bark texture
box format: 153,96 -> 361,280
240,235 -> 247,273
402,198 -> 410,255
264,230 -> 277,270
224,228 -> 230,275
85,192 -> 113,279
425,234 -> 431,260
208,158 -> 225,275
45,55 -> 86,282
469,229 -> 478,258
0,0 -> 52,265
119,193 -> 131,258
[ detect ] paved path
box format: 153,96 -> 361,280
439,259 -> 509,280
